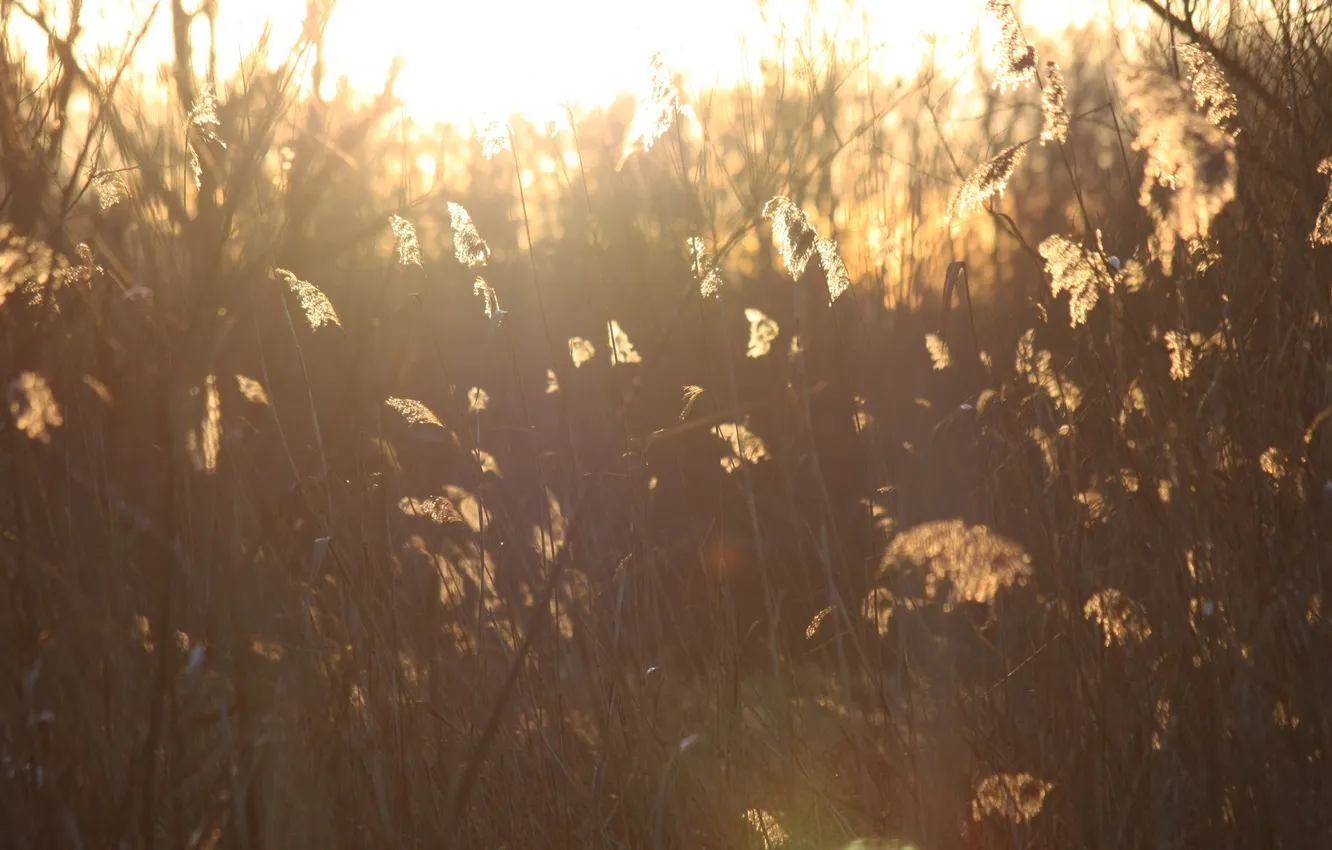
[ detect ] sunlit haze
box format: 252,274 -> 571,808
15,0 -> 1140,125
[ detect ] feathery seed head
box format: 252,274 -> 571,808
385,397 -> 443,427
763,196 -> 818,279
569,337 -> 596,368
92,170 -> 130,210
1039,234 -> 1114,326
985,0 -> 1037,91
620,53 -> 680,165
1084,589 -> 1153,646
608,320 -> 641,364
477,116 -> 511,160
473,277 -> 503,319
947,143 -> 1028,221
687,236 -> 723,297
925,333 -> 952,370
188,83 -> 225,148
9,372 -> 62,444
744,308 -> 780,358
390,214 -> 423,266
1178,43 -> 1239,137
816,237 -> 851,302
467,387 -> 489,413
1040,61 -> 1069,145
448,202 -> 490,268
276,268 -> 341,329
972,773 -> 1054,823
713,421 -> 769,472
1122,65 -> 1236,275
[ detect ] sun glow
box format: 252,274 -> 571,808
11,0 -> 1140,126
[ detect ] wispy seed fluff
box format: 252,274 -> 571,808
1040,61 -> 1069,145
947,143 -> 1028,220
188,83 -> 226,148
619,53 -> 681,167
473,277 -> 502,319
972,773 -> 1054,824
687,236 -> 723,298
713,421 -> 769,472
568,337 -> 596,368
1177,43 -> 1239,137
390,214 -> 423,266
448,202 -> 490,268
1121,65 -> 1236,275
275,268 -> 340,329
1039,234 -> 1114,326
925,333 -> 952,370
762,196 -> 851,302
762,196 -> 817,278
9,371 -> 62,444
986,0 -> 1037,91
744,308 -> 780,358
92,170 -> 129,210
608,320 -> 641,364
477,116 -> 511,161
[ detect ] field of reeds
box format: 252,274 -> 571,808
2,0 -> 1331,847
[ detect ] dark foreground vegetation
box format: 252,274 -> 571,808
2,0 -> 1332,847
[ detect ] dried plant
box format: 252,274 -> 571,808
276,268 -> 341,329
1083,589 -> 1153,646
448,202 -> 490,268
985,0 -> 1037,91
398,495 -> 463,524
236,375 -> 269,405
1312,158 -> 1332,246
545,369 -> 560,394
1039,234 -> 1114,326
188,83 -> 226,147
8,371 -> 62,443
390,214 -> 423,266
713,421 -> 769,472
1121,65 -> 1237,275
1164,329 -> 1195,380
473,277 -> 502,319
925,333 -> 952,369
972,773 -> 1054,823
762,196 -> 818,279
687,236 -> 723,297
1040,61 -> 1069,144
385,397 -> 443,427
744,308 -> 780,358
1016,329 -> 1081,410
1259,446 -> 1286,480
883,519 -> 1032,609
608,320 -> 641,364
947,143 -> 1028,220
568,337 -> 596,367
1178,43 -> 1239,137
743,809 -> 789,848
620,52 -> 680,165
187,375 -> 222,474
861,586 -> 896,637
815,236 -> 851,302
477,115 -> 511,160
680,385 -> 705,419
91,170 -> 130,209
467,387 -> 489,412
0,223 -> 61,307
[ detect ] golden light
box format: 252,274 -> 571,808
12,0 -> 1144,126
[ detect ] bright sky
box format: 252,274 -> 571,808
16,0 -> 1142,125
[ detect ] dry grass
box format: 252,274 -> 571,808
2,2 -> 1332,849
